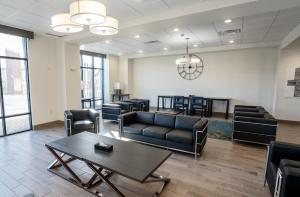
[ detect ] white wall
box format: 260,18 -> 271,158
28,35 -> 81,125
106,55 -> 119,101
63,42 -> 81,110
274,39 -> 300,121
131,47 -> 278,113
28,36 -> 60,125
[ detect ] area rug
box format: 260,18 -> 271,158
207,120 -> 233,141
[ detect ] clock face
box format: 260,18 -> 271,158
177,55 -> 204,80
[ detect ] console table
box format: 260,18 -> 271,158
206,97 -> 230,119
111,93 -> 130,102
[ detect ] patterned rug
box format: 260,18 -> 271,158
207,120 -> 233,141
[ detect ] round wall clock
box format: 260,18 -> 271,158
177,55 -> 204,80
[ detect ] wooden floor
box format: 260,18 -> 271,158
0,120 -> 299,197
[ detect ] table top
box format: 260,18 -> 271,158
111,93 -> 130,96
157,96 -> 230,100
46,132 -> 172,183
208,97 -> 231,100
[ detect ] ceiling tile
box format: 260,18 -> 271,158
214,17 -> 243,33
0,3 -> 18,18
188,24 -> 220,44
162,0 -> 207,9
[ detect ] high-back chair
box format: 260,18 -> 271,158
190,96 -> 206,116
64,109 -> 100,136
173,96 -> 189,114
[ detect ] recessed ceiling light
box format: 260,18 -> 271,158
135,34 -> 140,38
193,44 -> 198,47
224,19 -> 232,23
105,40 -> 110,44
117,52 -> 123,56
138,50 -> 143,53
163,47 -> 168,51
173,28 -> 179,32
229,40 -> 235,44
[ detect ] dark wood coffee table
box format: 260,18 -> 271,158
45,132 -> 172,197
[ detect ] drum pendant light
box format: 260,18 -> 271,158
51,13 -> 83,33
69,0 -> 106,25
89,16 -> 119,35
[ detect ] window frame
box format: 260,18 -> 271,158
80,51 -> 105,110
0,35 -> 32,137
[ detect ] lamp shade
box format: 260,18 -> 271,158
70,0 -> 106,25
114,82 -> 121,90
51,13 -> 83,33
176,55 -> 200,65
89,16 -> 119,35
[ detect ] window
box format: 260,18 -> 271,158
80,51 -> 105,110
0,33 -> 32,136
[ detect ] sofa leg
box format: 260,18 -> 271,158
194,152 -> 197,160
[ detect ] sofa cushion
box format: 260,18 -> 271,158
166,129 -> 193,145
136,112 -> 154,124
143,126 -> 172,139
124,123 -> 150,135
175,115 -> 201,131
74,120 -> 94,130
154,113 -> 176,128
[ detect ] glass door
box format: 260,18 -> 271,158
0,33 -> 32,136
80,51 -> 105,110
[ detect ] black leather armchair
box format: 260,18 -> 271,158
64,109 -> 100,136
233,105 -> 278,145
265,141 -> 300,197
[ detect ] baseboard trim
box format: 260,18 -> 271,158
278,119 -> 300,125
33,120 -> 64,130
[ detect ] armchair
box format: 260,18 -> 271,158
265,141 -> 300,197
102,102 -> 133,121
64,109 -> 100,136
233,105 -> 277,145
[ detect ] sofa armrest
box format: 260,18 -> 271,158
277,162 -> 300,197
279,159 -> 300,170
194,119 -> 208,132
64,110 -> 73,120
89,109 -> 100,133
119,112 -> 136,125
88,109 -> 99,122
64,110 -> 73,136
268,141 -> 300,165
194,119 -> 208,142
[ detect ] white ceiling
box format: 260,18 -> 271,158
0,0 -> 300,56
